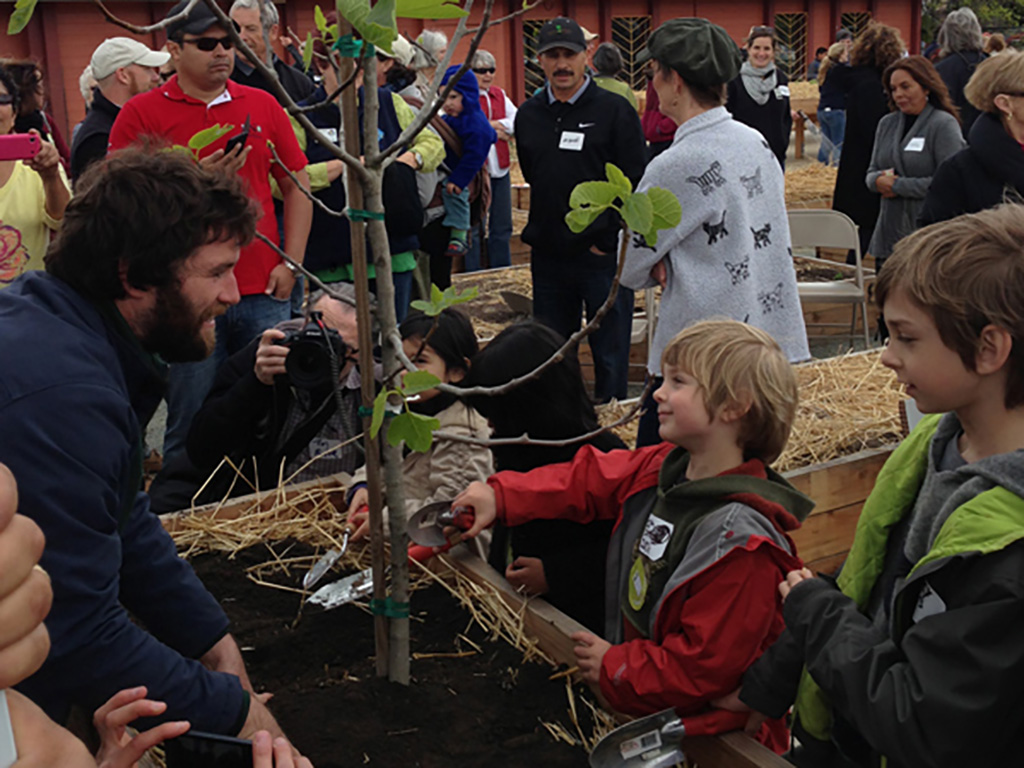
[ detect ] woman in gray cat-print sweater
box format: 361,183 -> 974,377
865,56 -> 964,269
621,18 -> 809,448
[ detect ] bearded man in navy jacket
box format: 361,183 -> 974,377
0,149 -> 289,742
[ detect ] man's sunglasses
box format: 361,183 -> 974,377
179,36 -> 235,52
473,67 -> 496,75
0,94 -> 15,105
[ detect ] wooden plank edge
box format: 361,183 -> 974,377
435,548 -> 795,768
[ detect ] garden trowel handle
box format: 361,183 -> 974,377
679,709 -> 756,738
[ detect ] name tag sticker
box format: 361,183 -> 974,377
776,85 -> 790,98
559,131 -> 585,151
318,127 -> 339,144
905,137 -> 926,152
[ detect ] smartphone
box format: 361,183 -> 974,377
163,730 -> 253,768
224,116 -> 251,155
0,134 -> 41,162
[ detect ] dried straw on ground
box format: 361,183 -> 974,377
598,350 -> 903,471
789,80 -> 821,100
785,163 -> 838,206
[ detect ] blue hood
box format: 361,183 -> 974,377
441,65 -> 484,128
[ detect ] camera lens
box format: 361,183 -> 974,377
286,337 -> 332,389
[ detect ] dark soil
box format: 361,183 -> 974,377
192,545 -> 592,768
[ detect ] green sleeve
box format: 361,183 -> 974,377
393,93 -> 444,173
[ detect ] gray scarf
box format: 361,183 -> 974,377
740,61 -> 778,106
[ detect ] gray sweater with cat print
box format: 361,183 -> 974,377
621,107 -> 809,373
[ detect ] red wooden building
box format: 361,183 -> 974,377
1,0 -> 921,149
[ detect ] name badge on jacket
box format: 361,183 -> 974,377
905,137 -> 926,152
559,131 -> 585,151
776,84 -> 790,99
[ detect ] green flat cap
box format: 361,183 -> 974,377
636,18 -> 742,87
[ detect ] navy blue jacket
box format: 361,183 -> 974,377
0,272 -> 247,733
440,66 -> 496,190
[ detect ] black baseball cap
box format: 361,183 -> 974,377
536,17 -> 586,55
165,0 -> 228,39
636,18 -> 741,87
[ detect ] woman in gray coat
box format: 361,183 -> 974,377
866,55 -> 964,272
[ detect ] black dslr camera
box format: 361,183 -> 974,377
280,312 -> 349,389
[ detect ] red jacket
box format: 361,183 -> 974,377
641,82 -> 678,144
479,86 -> 510,170
490,443 -> 807,753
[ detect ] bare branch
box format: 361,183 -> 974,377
291,59 -> 363,114
387,229 -> 632,398
466,0 -> 543,32
93,0 -> 200,34
432,379 -> 653,448
254,232 -> 360,311
266,140 -> 347,218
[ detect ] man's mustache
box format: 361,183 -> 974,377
553,70 -> 574,76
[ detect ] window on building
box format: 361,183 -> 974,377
840,11 -> 873,40
523,19 -> 548,96
611,16 -> 652,90
773,12 -> 808,81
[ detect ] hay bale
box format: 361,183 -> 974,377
785,163 -> 838,206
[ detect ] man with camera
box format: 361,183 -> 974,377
149,288 -> 366,513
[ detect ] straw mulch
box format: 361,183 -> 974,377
598,350 -> 903,472
789,80 -> 821,100
785,163 -> 838,206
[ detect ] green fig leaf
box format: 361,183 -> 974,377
387,411 -> 440,453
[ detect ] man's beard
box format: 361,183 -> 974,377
139,282 -> 221,363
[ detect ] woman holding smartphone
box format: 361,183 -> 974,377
0,65 -> 69,286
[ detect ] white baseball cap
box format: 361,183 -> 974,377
377,35 -> 415,68
91,37 -> 170,80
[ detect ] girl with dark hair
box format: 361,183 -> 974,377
0,64 -> 69,285
462,321 -> 623,631
726,26 -> 792,168
346,308 -> 492,540
865,55 -> 964,273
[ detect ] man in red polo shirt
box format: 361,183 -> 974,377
109,0 -> 312,461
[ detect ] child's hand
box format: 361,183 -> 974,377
346,486 -> 370,541
505,556 -> 548,596
93,686 -> 191,768
711,688 -> 770,736
778,567 -> 815,602
445,181 -> 462,195
453,481 -> 496,539
571,631 -> 611,685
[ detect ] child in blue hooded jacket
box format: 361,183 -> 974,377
440,65 -> 497,257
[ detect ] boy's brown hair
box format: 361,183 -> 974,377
876,204 -> 1024,408
661,320 -> 798,464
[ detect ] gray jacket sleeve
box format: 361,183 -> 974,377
864,118 -> 890,193
784,547 -> 1024,768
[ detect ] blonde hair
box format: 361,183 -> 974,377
818,42 -> 847,84
660,320 -> 798,464
876,205 -> 1024,409
965,50 -> 1024,114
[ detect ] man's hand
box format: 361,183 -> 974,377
445,181 -> 462,196
711,688 -> 769,736
200,634 -> 264,697
254,329 -> 289,386
505,556 -> 548,596
346,487 -> 370,542
238,695 -> 287,742
265,264 -> 297,301
650,259 -> 668,289
571,631 -> 611,685
396,151 -> 419,170
5,688 -> 96,767
23,130 -> 61,181
199,144 -> 253,175
779,567 -> 815,602
0,463 -> 52,689
452,482 -> 497,540
252,731 -> 314,768
93,687 -> 191,768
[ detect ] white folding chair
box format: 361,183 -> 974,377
788,209 -> 872,348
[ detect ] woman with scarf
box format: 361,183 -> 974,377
726,27 -> 792,169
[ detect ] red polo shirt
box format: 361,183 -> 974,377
109,76 -> 307,296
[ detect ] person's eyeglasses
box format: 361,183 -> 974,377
0,94 -> 14,105
180,36 -> 235,52
473,67 -> 496,75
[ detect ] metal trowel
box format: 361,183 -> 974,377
303,522 -> 356,591
307,567 -> 374,610
406,500 -> 475,548
589,709 -> 752,768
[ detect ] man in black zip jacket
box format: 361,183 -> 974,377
515,17 -> 646,403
